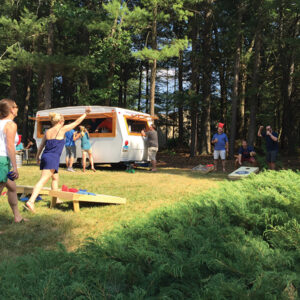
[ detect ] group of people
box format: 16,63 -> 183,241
65,125 -> 96,172
212,122 -> 279,172
0,98 -> 92,216
0,97 -> 279,221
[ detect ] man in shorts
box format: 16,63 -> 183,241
65,128 -> 77,172
141,124 -> 158,172
257,125 -> 279,170
211,123 -> 228,172
235,140 -> 256,167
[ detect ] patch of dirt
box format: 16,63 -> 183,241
157,151 -> 300,172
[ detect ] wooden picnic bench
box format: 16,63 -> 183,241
49,190 -> 126,213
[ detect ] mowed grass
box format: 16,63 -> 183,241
0,164 -> 225,261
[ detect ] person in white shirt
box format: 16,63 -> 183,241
0,98 -> 27,223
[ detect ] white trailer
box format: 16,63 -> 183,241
32,106 -> 155,166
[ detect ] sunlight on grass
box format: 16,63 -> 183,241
0,164 -> 224,260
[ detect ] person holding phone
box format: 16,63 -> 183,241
258,125 -> 279,170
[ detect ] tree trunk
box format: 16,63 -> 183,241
123,78 -> 127,108
37,69 -> 45,110
248,30 -> 262,145
145,62 -> 149,113
138,62 -> 143,111
220,62 -> 227,124
200,0 -> 214,154
118,82 -> 123,107
149,4 -> 157,116
22,68 -> 32,141
44,3 -> 54,109
229,4 -> 242,158
178,50 -> 184,144
248,0 -> 263,145
281,17 -> 299,154
213,24 -> 227,126
239,61 -> 247,138
189,13 -> 199,157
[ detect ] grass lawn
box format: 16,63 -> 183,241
0,164 -> 226,261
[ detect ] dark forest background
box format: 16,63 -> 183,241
0,0 -> 299,157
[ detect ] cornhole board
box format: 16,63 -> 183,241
192,164 -> 214,174
49,190 -> 126,213
228,166 -> 259,180
16,185 -> 51,198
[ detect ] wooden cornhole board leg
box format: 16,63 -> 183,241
50,196 -> 58,208
73,201 -> 80,213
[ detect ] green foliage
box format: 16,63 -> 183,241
0,170 -> 299,299
134,38 -> 189,62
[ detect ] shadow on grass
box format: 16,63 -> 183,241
51,201 -> 111,212
0,211 -> 76,261
136,167 -> 227,181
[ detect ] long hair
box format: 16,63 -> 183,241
49,112 -> 64,125
0,98 -> 15,119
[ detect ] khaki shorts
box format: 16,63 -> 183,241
148,147 -> 158,161
82,149 -> 92,155
0,156 -> 10,183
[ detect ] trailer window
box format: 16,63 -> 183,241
40,121 -> 52,134
124,116 -> 149,136
36,113 -> 116,138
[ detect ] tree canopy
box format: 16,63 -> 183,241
0,0 -> 299,154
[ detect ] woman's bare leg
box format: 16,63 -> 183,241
88,152 -> 96,171
51,172 -> 59,191
82,152 -> 87,172
26,169 -> 54,211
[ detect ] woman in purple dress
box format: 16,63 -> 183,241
25,107 -> 91,213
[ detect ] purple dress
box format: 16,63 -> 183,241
40,139 -> 65,173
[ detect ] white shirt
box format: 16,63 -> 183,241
0,120 -> 19,157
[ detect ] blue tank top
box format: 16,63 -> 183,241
81,132 -> 91,150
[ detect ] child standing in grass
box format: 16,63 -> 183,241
77,126 -> 96,172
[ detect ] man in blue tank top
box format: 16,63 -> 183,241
211,123 -> 228,172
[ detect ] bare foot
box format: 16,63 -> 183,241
91,168 -> 96,172
24,202 -> 35,213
